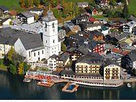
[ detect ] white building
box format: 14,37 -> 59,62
17,11 -> 35,24
29,8 -> 43,16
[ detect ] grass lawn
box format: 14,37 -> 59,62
128,0 -> 136,17
0,0 -> 23,11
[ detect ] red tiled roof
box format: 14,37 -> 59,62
112,48 -> 130,55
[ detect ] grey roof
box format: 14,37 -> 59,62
130,16 -> 136,22
29,8 -> 43,11
0,6 -> 8,11
77,52 -> 104,64
60,70 -> 75,75
42,10 -> 56,21
115,33 -> 129,41
21,11 -> 35,18
128,50 -> 136,61
59,52 -> 70,62
103,58 -> 120,67
0,27 -> 43,50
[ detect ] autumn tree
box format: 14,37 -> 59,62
18,62 -> 24,75
19,0 -> 25,8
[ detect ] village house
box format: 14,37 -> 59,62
79,22 -> 103,31
77,2 -> 89,8
91,9 -> 103,16
47,55 -> 59,71
72,13 -> 90,25
17,11 -> 35,24
104,63 -> 121,80
92,44 -> 105,55
90,30 -> 104,42
29,8 -> 43,16
123,21 -> 136,33
64,21 -> 81,33
0,6 -> 9,15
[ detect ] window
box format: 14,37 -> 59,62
46,40 -> 47,43
42,50 -> 44,54
52,23 -> 55,28
29,51 -> 31,57
34,53 -> 36,56
38,52 -> 40,55
53,40 -> 55,43
45,23 -> 47,28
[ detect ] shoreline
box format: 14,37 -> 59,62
0,67 -> 7,72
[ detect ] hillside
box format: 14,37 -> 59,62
128,0 -> 136,16
0,0 -> 20,9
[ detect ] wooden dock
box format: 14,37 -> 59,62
62,82 -> 79,93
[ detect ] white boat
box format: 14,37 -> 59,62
127,83 -> 131,88
23,78 -> 31,83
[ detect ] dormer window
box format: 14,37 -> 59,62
45,23 -> 47,28
52,23 -> 55,28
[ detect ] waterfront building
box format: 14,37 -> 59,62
75,53 -> 104,75
104,64 -> 121,80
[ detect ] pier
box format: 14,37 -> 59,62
62,82 -> 79,93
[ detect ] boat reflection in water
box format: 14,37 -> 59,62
0,71 -> 136,99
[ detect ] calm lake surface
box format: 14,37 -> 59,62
0,71 -> 136,100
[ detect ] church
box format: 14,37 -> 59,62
0,10 -> 61,62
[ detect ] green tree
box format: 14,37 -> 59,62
24,0 -> 30,8
24,62 -> 30,73
61,42 -> 67,52
7,47 -> 15,62
9,64 -> 17,75
109,0 -> 117,6
123,2 -> 129,19
34,0 -> 40,7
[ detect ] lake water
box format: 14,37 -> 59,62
0,71 -> 136,100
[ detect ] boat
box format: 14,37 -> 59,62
23,78 -> 31,83
37,79 -> 54,87
127,83 -> 131,88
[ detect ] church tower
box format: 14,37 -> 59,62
42,10 -> 61,59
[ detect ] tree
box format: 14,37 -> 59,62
61,42 -> 67,52
109,0 -> 117,6
18,63 -> 24,75
29,0 -> 34,7
7,47 -> 15,62
24,0 -> 30,8
34,0 -> 40,7
24,62 -> 30,73
19,0 -> 25,8
9,64 -> 17,75
123,2 -> 129,19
